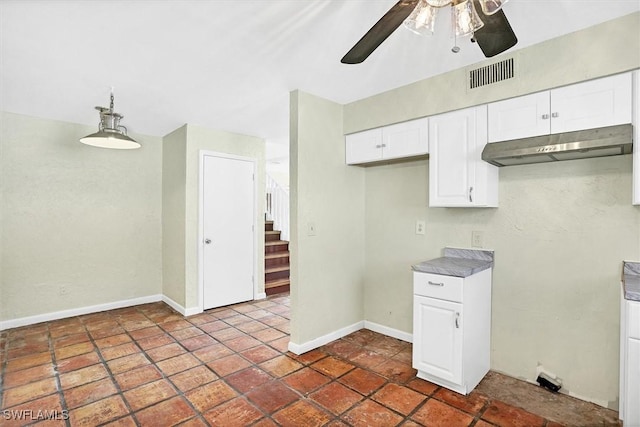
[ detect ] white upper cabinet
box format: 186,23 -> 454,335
429,105 -> 498,207
487,91 -> 550,141
345,128 -> 383,164
488,72 -> 633,142
345,117 -> 428,165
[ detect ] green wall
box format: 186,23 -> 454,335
289,91 -> 366,347
0,112 -> 162,322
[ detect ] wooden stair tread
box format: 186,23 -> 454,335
265,252 -> 289,259
266,230 -> 280,235
265,240 -> 289,246
265,265 -> 290,274
265,278 -> 290,288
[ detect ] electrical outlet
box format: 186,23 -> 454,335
307,222 -> 316,236
471,230 -> 483,247
59,285 -> 69,296
415,220 -> 426,235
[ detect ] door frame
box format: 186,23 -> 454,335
198,150 -> 258,313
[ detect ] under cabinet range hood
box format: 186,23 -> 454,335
481,124 -> 633,167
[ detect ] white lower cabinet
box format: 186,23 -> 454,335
620,298 -> 640,425
413,269 -> 492,394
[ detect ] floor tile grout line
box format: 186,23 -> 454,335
0,330 -> 7,410
47,321 -> 71,427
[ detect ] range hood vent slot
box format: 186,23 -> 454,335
469,58 -> 514,89
482,124 -> 633,167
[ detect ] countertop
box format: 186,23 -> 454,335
622,261 -> 640,301
412,248 -> 494,278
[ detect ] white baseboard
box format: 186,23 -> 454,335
288,321 -> 364,355
0,294 -> 163,331
364,320 -> 413,343
256,292 -> 267,300
161,295 -> 201,317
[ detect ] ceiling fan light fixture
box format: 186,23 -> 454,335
404,0 -> 439,35
451,0 -> 484,37
478,0 -> 509,15
425,0 -> 452,7
79,91 -> 140,150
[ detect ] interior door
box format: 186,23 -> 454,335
202,154 -> 255,310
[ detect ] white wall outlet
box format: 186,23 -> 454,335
472,230 -> 483,247
415,220 -> 426,235
59,284 -> 69,296
307,222 -> 316,236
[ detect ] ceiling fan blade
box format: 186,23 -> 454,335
341,0 -> 419,64
472,0 -> 517,57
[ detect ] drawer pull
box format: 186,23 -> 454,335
428,281 -> 444,287
455,312 -> 460,328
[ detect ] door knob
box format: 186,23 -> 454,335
204,239 -> 212,245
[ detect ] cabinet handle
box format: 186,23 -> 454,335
541,114 -> 550,120
469,186 -> 473,203
551,112 -> 559,118
455,312 -> 460,329
381,144 -> 387,148
375,144 -> 382,148
428,281 -> 444,287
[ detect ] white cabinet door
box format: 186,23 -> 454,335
488,72 -> 632,143
625,338 -> 640,426
551,72 -> 632,134
345,128 -> 383,165
429,105 -> 497,207
413,295 -> 462,385
429,108 -> 474,206
488,92 -> 550,142
382,117 -> 428,160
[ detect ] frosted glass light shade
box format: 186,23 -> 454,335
404,0 -> 439,35
425,0 -> 451,7
479,0 -> 509,15
80,130 -> 141,149
451,0 -> 484,36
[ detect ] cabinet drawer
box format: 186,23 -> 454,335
414,272 -> 463,302
629,300 -> 640,340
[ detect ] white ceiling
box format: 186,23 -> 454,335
1,0 -> 638,149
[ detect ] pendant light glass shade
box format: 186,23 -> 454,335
80,92 -> 140,150
425,0 -> 451,7
404,0 -> 439,35
478,0 -> 509,15
451,0 -> 484,36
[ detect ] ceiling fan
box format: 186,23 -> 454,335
341,0 -> 517,64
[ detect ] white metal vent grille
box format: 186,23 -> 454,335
469,58 -> 514,89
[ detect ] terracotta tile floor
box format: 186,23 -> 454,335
0,294 -> 581,426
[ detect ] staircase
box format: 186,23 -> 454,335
265,220 -> 290,295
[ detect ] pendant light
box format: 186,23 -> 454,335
80,90 -> 140,149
